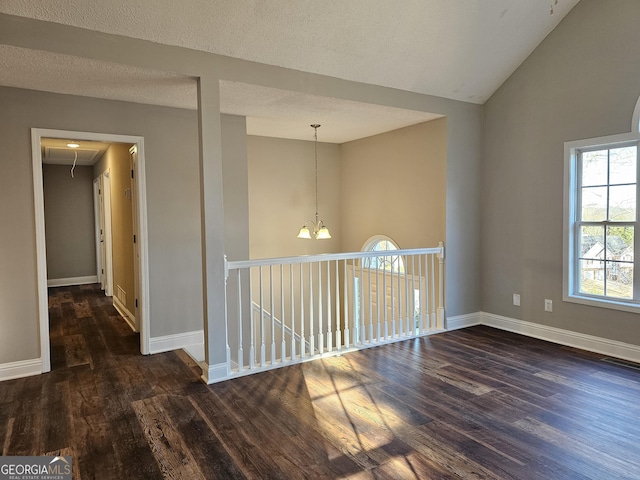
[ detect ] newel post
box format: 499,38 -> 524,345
437,242 -> 446,330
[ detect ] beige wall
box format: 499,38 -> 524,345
340,119 -> 447,252
43,164 -> 96,280
248,135 -> 342,259
482,0 -> 640,345
94,143 -> 135,315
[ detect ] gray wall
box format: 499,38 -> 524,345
482,0 -> 640,345
43,164 -> 96,280
0,86 -> 202,364
1,12 -> 483,369
221,114 -> 250,262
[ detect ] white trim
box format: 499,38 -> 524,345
93,178 -> 103,287
31,129 -> 51,373
113,296 -> 136,332
361,234 -> 402,251
480,312 -> 640,364
149,330 -> 205,362
632,94 -> 640,133
47,276 -> 98,287
135,138 -> 151,355
201,362 -> 231,384
0,358 -> 42,382
31,128 -> 152,368
102,170 -> 113,297
446,312 -> 482,330
563,132 -> 640,313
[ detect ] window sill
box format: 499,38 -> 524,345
564,293 -> 640,315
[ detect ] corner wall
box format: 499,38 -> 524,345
482,0 -> 640,345
247,135 -> 342,259
340,119 -> 447,252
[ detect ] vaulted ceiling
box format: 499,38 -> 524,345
0,1 -> 580,142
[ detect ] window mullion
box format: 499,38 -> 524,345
634,142 -> 640,301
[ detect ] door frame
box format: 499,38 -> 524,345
32,128 -> 151,372
92,177 -> 103,288
97,169 -> 114,297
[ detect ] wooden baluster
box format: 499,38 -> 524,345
326,261 -> 332,353
383,257 -> 388,339
259,266 -> 265,366
280,264 -> 286,362
300,264 -> 305,359
335,260 -> 341,351
309,263 -> 315,357
237,270 -> 243,370
343,260 -> 350,348
249,267 -> 255,369
318,262 -> 324,355
290,263 -> 296,360
368,258 -> 373,344
270,266 -> 275,364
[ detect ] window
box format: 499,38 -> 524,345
564,133 -> 640,312
361,236 -> 405,273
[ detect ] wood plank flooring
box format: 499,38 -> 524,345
1,283 -> 640,479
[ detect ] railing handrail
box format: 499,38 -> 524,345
218,242 -> 446,383
227,245 -> 444,271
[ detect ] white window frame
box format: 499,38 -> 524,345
564,131 -> 640,313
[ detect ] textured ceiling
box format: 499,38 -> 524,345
41,138 -> 112,166
0,46 -> 198,110
220,82 -> 442,143
0,1 -> 580,142
0,0 -> 580,103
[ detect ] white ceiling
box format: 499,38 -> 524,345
41,138 -> 112,166
0,0 -> 580,142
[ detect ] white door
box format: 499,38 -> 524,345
102,170 -> 113,297
93,177 -> 104,289
130,146 -> 141,331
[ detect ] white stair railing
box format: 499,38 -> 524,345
222,243 -> 445,381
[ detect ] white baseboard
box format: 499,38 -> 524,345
201,362 -> 230,384
113,296 -> 136,332
446,312 -> 482,330
478,312 -> 640,364
149,330 -> 204,362
47,275 -> 98,287
0,358 -> 42,382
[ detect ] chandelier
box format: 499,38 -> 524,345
297,124 -> 331,240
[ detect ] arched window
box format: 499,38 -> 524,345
361,235 -> 405,273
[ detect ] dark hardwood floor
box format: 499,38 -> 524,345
2,284 -> 640,479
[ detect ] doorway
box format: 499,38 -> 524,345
31,128 -> 151,372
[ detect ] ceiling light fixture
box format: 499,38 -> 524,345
66,142 -> 80,148
297,124 -> 331,240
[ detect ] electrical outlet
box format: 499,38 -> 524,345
513,294 -> 520,306
544,299 -> 553,312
